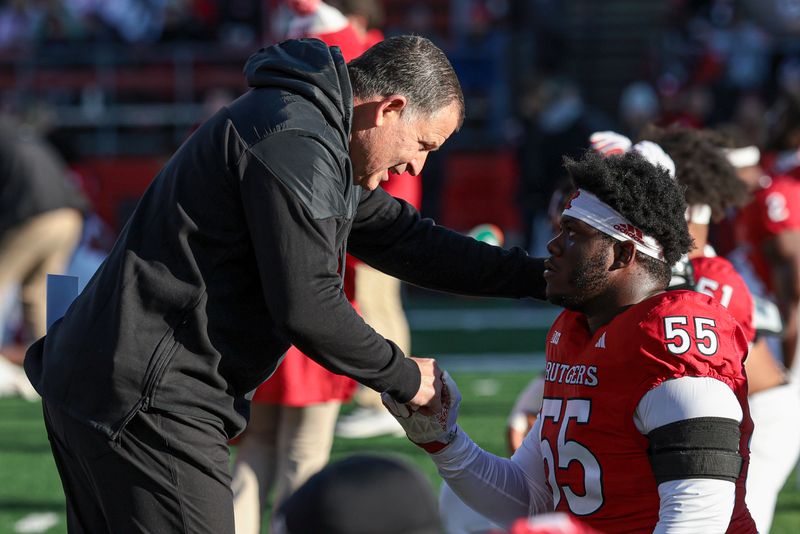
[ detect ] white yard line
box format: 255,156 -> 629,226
14,512 -> 59,533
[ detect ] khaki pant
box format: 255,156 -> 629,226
353,263 -> 411,409
231,402 -> 342,534
0,209 -> 83,341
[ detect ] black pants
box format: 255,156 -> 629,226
43,401 -> 234,533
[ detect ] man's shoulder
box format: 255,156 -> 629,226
247,131 -> 354,220
690,256 -> 750,294
603,291 -> 741,349
227,89 -> 344,148
637,290 -> 729,320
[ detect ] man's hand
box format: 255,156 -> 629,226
406,357 -> 441,413
382,370 -> 462,453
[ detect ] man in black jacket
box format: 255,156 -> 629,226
25,36 -> 545,533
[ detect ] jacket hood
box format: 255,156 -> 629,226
244,38 -> 352,139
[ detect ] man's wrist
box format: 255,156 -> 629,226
413,425 -> 459,454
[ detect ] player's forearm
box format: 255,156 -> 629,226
431,431 -> 537,527
654,479 -> 735,534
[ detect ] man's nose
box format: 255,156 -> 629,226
408,152 -> 429,176
546,233 -> 563,255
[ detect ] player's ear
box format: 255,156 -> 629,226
610,240 -> 635,270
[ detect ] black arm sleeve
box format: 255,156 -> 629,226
647,417 -> 743,484
239,134 -> 420,402
349,187 -> 547,300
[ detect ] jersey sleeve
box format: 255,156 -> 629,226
634,377 -> 742,533
637,292 -> 749,393
690,257 -> 755,342
754,179 -> 800,237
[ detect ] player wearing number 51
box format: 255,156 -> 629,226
383,150 -> 757,533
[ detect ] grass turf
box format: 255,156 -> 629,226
2,372 -> 800,533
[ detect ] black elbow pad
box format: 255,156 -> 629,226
647,417 -> 742,484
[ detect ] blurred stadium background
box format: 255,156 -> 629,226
3,0 -> 800,532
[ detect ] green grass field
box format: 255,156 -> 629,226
2,296 -> 800,532
2,371 -> 800,533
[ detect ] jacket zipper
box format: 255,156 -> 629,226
110,329 -> 177,441
140,336 -> 178,412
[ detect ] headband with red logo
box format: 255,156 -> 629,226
562,189 -> 666,262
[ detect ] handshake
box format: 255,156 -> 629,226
381,357 -> 461,453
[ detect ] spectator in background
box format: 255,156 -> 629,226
273,454 -> 442,534
283,0 -> 363,59
762,94 -> 800,179
617,81 -> 660,139
727,92 -> 767,150
516,76 -> 612,256
0,117 -> 87,395
332,0 -> 384,47
0,0 -> 43,48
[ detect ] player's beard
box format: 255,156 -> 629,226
548,251 -> 610,312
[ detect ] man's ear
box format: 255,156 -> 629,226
374,94 -> 408,126
610,240 -> 636,270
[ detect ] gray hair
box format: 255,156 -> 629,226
348,35 -> 464,126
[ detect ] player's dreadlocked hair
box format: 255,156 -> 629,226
639,125 -> 749,221
564,150 -> 693,286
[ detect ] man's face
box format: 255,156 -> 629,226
350,100 -> 460,190
544,215 -> 614,311
735,165 -> 765,192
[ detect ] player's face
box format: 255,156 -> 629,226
350,101 -> 460,191
544,215 -> 614,311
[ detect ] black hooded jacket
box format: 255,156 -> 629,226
25,39 -> 544,440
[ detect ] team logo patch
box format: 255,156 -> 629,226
563,190 -> 580,209
551,331 -> 562,345
612,223 -> 645,245
595,332 -> 606,348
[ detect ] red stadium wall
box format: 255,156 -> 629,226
440,150 -> 521,234
73,157 -> 167,234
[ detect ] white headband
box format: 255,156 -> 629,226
686,203 -> 712,224
590,132 -> 677,179
724,146 -> 760,168
563,189 -> 666,262
632,140 -> 676,179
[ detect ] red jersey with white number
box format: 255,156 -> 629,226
735,175 -> 800,293
541,291 -> 754,533
690,256 -> 755,342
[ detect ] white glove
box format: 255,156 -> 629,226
382,370 -> 461,453
632,140 -> 676,179
589,131 -> 632,156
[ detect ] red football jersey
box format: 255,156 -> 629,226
735,175 -> 800,293
690,256 -> 755,342
540,291 -> 755,533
